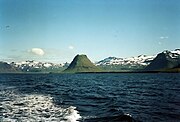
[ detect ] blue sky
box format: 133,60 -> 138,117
0,0 -> 180,63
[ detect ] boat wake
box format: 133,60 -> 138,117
0,90 -> 81,122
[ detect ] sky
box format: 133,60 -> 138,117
0,0 -> 180,63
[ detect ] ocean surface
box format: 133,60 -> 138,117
0,73 -> 180,122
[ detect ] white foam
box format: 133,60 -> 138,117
124,113 -> 132,117
0,91 -> 81,122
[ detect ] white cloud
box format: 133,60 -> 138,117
160,36 -> 168,39
29,48 -> 45,56
68,45 -> 74,50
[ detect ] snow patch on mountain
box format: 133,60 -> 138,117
10,60 -> 65,72
163,49 -> 180,59
96,55 -> 155,66
97,49 -> 180,67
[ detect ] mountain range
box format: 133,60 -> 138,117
96,49 -> 180,71
96,55 -> 155,71
0,60 -> 68,73
0,49 -> 179,73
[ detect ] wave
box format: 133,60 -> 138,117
0,90 -> 81,122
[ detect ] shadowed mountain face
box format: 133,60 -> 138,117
145,50 -> 180,71
0,62 -> 17,72
63,54 -> 101,73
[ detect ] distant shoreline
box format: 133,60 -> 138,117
74,70 -> 180,74
0,70 -> 179,74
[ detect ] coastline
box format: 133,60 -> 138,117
0,69 -> 179,75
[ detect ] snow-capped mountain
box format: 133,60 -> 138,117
145,49 -> 180,71
96,55 -> 155,66
0,49 -> 179,72
10,60 -> 67,72
96,49 -> 180,67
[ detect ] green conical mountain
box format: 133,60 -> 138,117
63,54 -> 102,73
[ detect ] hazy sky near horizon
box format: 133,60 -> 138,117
0,0 -> 180,63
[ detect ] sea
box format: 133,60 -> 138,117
0,73 -> 180,122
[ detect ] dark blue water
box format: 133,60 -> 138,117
0,73 -> 180,122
